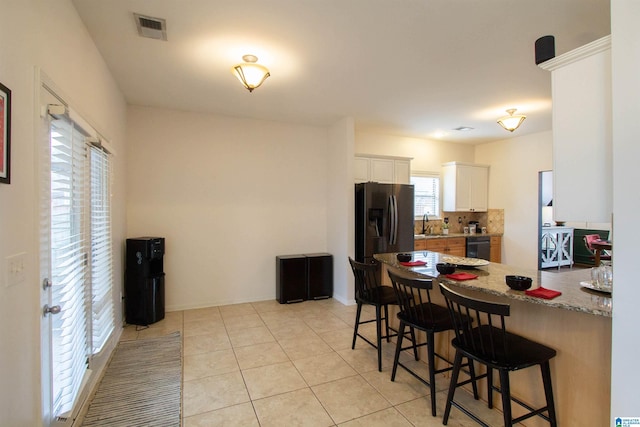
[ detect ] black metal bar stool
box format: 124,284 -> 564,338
387,270 -> 478,416
439,283 -> 558,427
348,257 -> 416,372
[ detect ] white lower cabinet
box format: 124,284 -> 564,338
540,226 -> 574,268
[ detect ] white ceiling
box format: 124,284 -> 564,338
72,0 -> 610,144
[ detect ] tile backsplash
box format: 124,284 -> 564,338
485,209 -> 505,234
414,209 -> 504,235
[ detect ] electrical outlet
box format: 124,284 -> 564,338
6,252 -> 27,288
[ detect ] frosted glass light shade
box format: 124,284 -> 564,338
232,55 -> 270,92
497,109 -> 526,132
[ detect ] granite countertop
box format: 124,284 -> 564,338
374,251 -> 611,317
414,232 -> 503,239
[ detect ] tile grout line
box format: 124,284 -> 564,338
261,305 -> 340,424
174,300 -> 503,426
220,306 -> 259,423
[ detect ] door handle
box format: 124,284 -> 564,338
42,278 -> 52,290
388,196 -> 395,245
43,304 -> 61,317
389,195 -> 398,245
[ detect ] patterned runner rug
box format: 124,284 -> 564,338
81,332 -> 182,427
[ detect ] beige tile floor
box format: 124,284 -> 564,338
120,298 -> 512,426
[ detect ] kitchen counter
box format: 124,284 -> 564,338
374,250 -> 611,426
414,232 -> 503,239
374,250 -> 611,317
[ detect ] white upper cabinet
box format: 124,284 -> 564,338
539,36 -> 612,223
393,159 -> 411,184
354,157 -> 370,183
442,162 -> 489,212
370,158 -> 394,182
354,155 -> 411,184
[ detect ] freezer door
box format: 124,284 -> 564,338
355,183 -> 391,261
367,184 -> 391,256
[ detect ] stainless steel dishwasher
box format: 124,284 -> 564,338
466,236 -> 491,260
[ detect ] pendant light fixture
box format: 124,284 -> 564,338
231,55 -> 270,92
497,108 -> 526,132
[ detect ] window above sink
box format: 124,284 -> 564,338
411,172 -> 440,219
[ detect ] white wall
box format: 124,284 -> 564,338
355,131 -> 475,173
126,106 -> 331,309
475,131 -> 553,269
327,118 -> 355,304
610,0 -> 640,419
0,1 -> 127,425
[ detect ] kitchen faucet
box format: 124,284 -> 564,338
422,214 -> 429,234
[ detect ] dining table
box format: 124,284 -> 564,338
591,239 -> 612,266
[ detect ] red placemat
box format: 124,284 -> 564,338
445,272 -> 478,281
525,287 -> 562,300
400,260 -> 427,267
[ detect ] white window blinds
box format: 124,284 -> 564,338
411,173 -> 440,218
50,116 -> 89,416
47,109 -> 115,417
90,146 -> 114,353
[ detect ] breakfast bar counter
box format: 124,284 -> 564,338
374,250 -> 611,427
374,250 -> 611,317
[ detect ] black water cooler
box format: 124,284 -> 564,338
125,237 -> 165,325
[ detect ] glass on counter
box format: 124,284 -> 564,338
590,261 -> 613,291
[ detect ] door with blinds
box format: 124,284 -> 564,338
39,81 -> 115,426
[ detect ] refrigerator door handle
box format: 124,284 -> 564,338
389,195 -> 398,245
393,195 -> 399,245
388,195 -> 394,245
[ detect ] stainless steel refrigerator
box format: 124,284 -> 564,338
355,182 -> 415,264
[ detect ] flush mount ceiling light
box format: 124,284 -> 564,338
231,55 -> 270,92
497,108 -> 526,132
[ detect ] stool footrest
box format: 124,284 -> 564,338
491,385 -> 553,424
448,400 -> 491,427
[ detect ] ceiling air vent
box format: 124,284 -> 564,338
134,13 -> 167,41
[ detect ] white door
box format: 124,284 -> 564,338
39,86 -> 56,427
40,85 -> 90,426
39,74 -> 116,425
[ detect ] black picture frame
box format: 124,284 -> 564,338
0,81 -> 11,184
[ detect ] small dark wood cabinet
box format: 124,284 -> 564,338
276,253 -> 333,304
276,255 -> 307,304
305,253 -> 333,300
